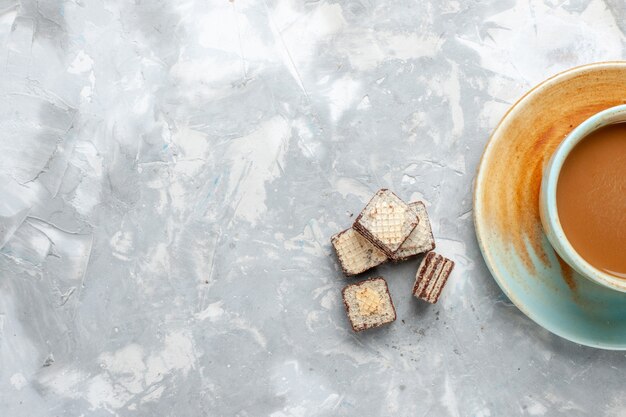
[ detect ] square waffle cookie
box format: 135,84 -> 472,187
331,228 -> 387,276
392,201 -> 436,261
353,189 -> 419,256
342,277 -> 396,332
413,252 -> 455,304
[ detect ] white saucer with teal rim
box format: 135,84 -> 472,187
474,62 -> 626,350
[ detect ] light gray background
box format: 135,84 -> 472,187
0,0 -> 625,416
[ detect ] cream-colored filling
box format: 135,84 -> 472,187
355,287 -> 382,316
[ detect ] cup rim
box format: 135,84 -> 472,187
542,104 -> 626,291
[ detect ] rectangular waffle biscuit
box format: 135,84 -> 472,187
392,201 -> 436,261
353,189 -> 418,256
342,277 -> 396,332
331,228 -> 387,276
412,252 -> 454,303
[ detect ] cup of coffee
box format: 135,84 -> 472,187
540,104 -> 626,292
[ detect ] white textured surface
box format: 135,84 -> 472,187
0,1 -> 625,416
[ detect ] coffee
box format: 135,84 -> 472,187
557,123 -> 626,279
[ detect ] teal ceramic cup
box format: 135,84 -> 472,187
539,104 -> 626,293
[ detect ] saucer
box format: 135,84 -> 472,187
474,62 -> 626,350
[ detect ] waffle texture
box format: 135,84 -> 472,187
392,201 -> 436,261
353,189 -> 418,256
342,277 -> 396,332
355,286 -> 383,316
331,228 -> 387,276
